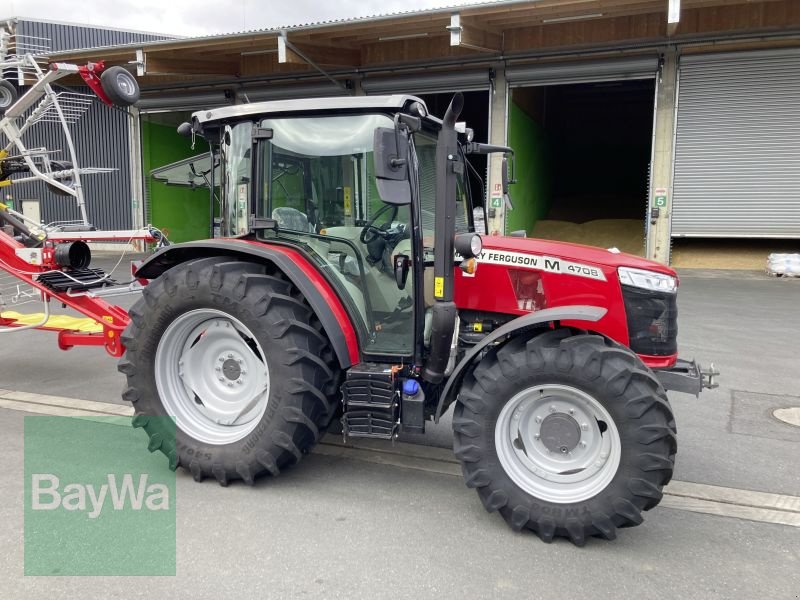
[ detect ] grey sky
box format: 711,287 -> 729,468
5,0 -> 485,37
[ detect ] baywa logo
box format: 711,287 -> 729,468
24,416 -> 176,576
31,473 -> 170,519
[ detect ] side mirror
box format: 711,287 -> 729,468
373,127 -> 411,206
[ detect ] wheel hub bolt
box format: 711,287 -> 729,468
581,423 -> 589,431
535,416 -> 542,423
549,405 -> 556,413
568,409 -> 575,415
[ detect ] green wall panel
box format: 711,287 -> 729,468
141,121 -> 211,243
506,100 -> 551,235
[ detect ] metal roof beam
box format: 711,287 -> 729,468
668,0 -> 681,36
278,32 -> 352,93
448,13 -> 503,53
278,33 -> 360,67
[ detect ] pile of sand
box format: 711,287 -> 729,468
531,219 -> 645,256
671,239 -> 800,270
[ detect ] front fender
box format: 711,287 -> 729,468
135,239 -> 360,369
435,305 -> 607,422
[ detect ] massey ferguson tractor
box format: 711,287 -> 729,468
116,92 -> 716,545
0,67 -> 715,545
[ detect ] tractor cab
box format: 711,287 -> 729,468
187,95 -> 485,363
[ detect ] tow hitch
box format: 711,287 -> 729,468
655,359 -> 719,396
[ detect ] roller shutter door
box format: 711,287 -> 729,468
361,69 -> 490,94
239,80 -> 350,102
137,91 -> 233,112
672,49 -> 800,238
506,55 -> 658,87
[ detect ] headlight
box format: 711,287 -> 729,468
618,267 -> 677,294
470,234 -> 482,256
455,233 -> 482,258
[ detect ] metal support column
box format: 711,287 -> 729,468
647,48 -> 678,264
487,64 -> 508,237
127,106 -> 145,251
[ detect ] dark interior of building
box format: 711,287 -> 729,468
506,79 -> 655,254
510,79 -> 655,226
418,90 -> 490,209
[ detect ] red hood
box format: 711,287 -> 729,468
483,235 -> 677,276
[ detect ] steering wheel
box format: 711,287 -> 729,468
360,203 -> 399,244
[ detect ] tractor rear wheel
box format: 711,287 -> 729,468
119,257 -> 340,485
452,328 -> 676,545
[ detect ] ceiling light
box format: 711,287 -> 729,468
542,13 -> 604,24
378,32 -> 430,42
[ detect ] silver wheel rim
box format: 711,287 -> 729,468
0,87 -> 12,108
155,309 -> 270,445
115,72 -> 135,96
495,384 -> 621,504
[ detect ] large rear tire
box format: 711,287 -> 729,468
119,257 -> 340,485
452,329 -> 676,545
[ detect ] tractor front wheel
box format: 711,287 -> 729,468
119,257 -> 339,485
452,329 -> 676,545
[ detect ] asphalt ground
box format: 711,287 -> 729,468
0,256 -> 798,598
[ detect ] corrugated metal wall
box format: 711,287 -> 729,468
4,20 -> 172,228
16,19 -> 172,52
6,94 -> 135,229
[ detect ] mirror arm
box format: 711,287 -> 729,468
465,142 -> 514,156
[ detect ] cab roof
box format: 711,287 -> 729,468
193,94 -> 425,124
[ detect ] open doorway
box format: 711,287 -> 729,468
417,90 -> 490,223
507,79 -> 655,255
140,111 -> 212,243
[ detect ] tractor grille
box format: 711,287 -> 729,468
621,285 -> 678,356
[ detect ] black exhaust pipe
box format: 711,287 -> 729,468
422,92 -> 463,384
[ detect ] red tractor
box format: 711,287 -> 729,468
120,93 -> 716,545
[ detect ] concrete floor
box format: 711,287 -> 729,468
0,258 -> 798,598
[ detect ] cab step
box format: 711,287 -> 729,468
341,363 -> 399,440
